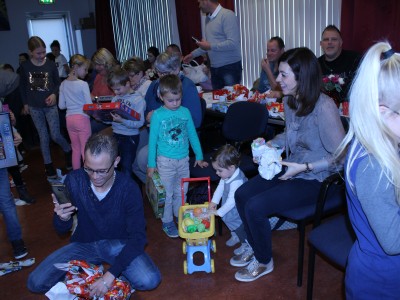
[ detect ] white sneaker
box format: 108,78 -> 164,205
234,242 -> 251,256
226,232 -> 240,247
235,258 -> 274,282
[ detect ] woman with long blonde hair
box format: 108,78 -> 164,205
336,41 -> 400,299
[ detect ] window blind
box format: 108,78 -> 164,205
109,0 -> 178,62
234,0 -> 341,87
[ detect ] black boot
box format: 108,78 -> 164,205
65,151 -> 72,171
45,163 -> 57,179
11,239 -> 28,259
16,184 -> 35,204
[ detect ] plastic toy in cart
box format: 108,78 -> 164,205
178,203 -> 215,241
179,177 -> 216,274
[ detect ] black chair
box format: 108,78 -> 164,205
190,101 -> 269,180
274,172 -> 346,287
307,213 -> 355,299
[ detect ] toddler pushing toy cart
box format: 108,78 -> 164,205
178,177 -> 216,274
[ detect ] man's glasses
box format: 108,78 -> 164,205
83,161 -> 115,176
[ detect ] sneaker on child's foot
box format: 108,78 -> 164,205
16,185 -> 35,204
230,248 -> 254,267
162,222 -> 179,238
235,258 -> 274,282
45,163 -> 57,179
11,239 -> 28,259
226,232 -> 240,247
65,151 -> 72,171
19,164 -> 28,173
234,242 -> 251,256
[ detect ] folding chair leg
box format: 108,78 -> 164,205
307,246 -> 317,300
297,222 -> 306,287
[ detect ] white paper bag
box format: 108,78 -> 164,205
45,282 -> 76,300
258,147 -> 284,180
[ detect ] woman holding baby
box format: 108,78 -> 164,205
232,47 -> 345,282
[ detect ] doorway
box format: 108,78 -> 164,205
26,12 -> 77,61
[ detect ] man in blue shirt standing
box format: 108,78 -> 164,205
183,0 -> 242,89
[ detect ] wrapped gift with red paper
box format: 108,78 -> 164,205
54,260 -> 133,299
83,103 -> 141,122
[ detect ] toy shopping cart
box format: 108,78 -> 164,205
178,177 -> 216,274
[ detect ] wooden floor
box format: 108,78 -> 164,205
0,146 -> 345,300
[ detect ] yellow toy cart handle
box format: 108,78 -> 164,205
181,177 -> 211,206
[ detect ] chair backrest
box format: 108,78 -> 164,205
222,101 -> 269,143
199,97 -> 207,127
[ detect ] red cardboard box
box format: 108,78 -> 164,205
83,102 -> 141,122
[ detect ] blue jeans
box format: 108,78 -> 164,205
235,174 -> 321,264
132,129 -> 150,184
114,133 -> 139,178
210,60 -> 242,90
29,105 -> 71,164
0,168 -> 23,242
27,239 -> 161,293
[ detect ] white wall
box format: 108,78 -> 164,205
0,0 -> 96,70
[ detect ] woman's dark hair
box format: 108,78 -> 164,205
147,46 -> 160,57
280,47 -> 322,116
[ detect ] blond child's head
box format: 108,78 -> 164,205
107,67 -> 131,96
158,74 -> 182,111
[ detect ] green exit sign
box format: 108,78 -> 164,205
39,0 -> 55,4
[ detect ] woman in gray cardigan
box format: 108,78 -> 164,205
233,47 -> 345,282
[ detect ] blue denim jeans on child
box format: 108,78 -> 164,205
0,168 -> 23,242
114,133 -> 139,178
27,239 -> 161,293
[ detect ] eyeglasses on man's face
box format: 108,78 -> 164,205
83,160 -> 115,176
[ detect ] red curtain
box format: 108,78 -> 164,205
94,0 -> 116,57
175,0 -> 235,56
341,0 -> 400,54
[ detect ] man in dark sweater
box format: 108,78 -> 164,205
318,25 -> 361,103
27,133 -> 161,297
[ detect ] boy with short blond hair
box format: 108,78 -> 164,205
147,74 -> 208,238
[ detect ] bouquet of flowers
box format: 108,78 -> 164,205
322,74 -> 346,106
322,74 -> 345,93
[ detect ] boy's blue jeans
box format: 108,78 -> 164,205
0,168 -> 23,242
27,239 -> 161,293
114,133 -> 139,178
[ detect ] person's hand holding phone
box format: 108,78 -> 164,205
51,185 -> 76,221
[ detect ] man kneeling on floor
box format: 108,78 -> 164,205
27,133 -> 161,297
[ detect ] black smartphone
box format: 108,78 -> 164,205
51,183 -> 71,204
192,36 -> 200,43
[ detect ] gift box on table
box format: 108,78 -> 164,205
146,170 -> 165,219
83,102 -> 141,122
0,112 -> 17,168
